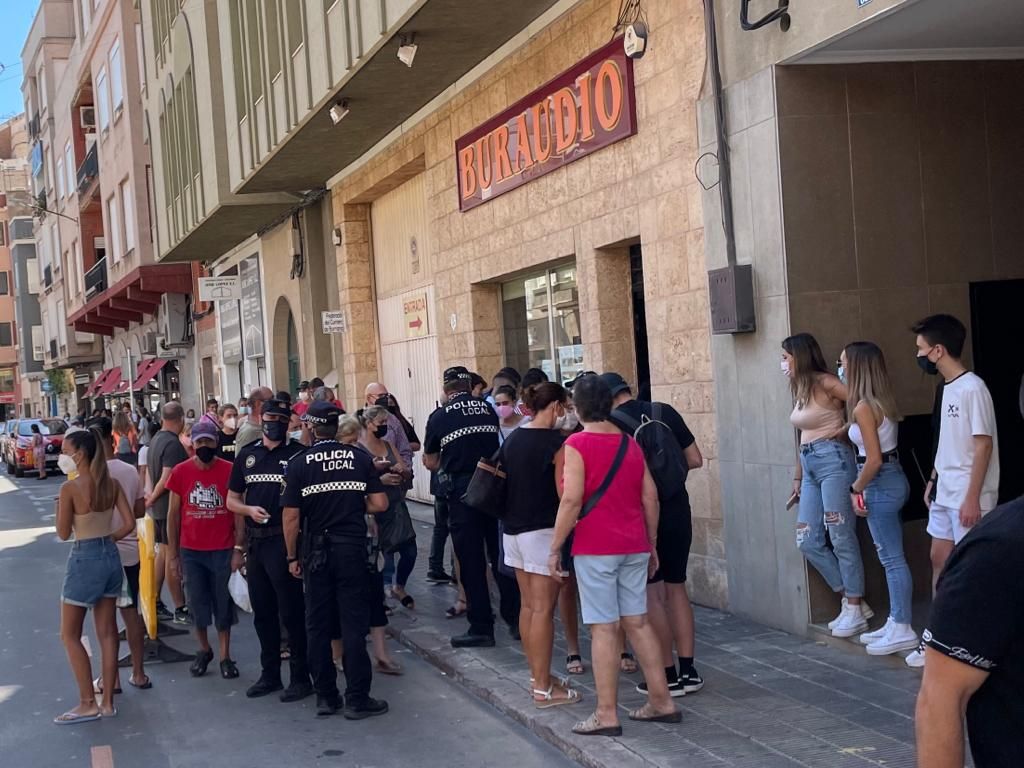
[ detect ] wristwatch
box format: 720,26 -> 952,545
849,485 -> 862,495
287,556 -> 299,563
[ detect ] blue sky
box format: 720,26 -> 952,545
0,1 -> 41,120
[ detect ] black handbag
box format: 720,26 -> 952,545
560,435 -> 630,571
462,447 -> 506,519
378,499 -> 416,554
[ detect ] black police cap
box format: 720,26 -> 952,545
443,366 -> 472,385
263,398 -> 292,419
301,399 -> 342,426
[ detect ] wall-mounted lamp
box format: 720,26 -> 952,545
329,99 -> 350,125
397,34 -> 417,68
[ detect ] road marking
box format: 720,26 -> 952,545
91,745 -> 114,768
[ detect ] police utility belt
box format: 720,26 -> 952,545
248,524 -> 284,540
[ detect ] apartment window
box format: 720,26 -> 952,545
96,66 -> 110,132
0,323 -> 12,348
0,368 -> 14,397
56,299 -> 67,348
26,258 -> 39,294
106,194 -> 121,263
72,240 -> 83,296
64,141 -> 75,196
286,0 -> 304,55
31,326 -> 44,361
109,39 -> 124,114
120,178 -> 135,253
0,272 -> 9,294
135,24 -> 146,94
0,222 -> 5,246
56,158 -> 65,198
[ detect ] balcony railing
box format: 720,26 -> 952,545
84,257 -> 108,300
76,143 -> 99,198
43,264 -> 52,288
28,113 -> 40,140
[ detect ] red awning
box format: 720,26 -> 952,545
132,358 -> 168,391
96,366 -> 125,397
85,368 -> 118,398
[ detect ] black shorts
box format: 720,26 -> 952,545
153,517 -> 168,545
648,510 -> 693,585
123,563 -> 141,607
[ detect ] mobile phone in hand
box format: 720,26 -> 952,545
785,492 -> 799,511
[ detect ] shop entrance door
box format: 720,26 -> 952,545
970,279 -> 1024,503
629,244 -> 651,395
371,173 -> 440,502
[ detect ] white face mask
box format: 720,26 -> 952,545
58,453 -> 78,475
555,411 -> 579,431
289,430 -> 303,442
223,417 -> 237,430
780,360 -> 791,377
298,391 -> 310,402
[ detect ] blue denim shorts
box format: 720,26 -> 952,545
62,537 -> 124,608
574,553 -> 650,625
181,548 -> 237,630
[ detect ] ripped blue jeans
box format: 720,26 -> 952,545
796,439 -> 864,598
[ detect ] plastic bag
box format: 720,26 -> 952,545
228,571 -> 252,613
116,570 -> 133,608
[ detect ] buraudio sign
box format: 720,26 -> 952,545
455,38 -> 637,212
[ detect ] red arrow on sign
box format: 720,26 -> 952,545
409,316 -> 423,330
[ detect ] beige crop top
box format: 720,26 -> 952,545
73,507 -> 115,541
790,398 -> 844,445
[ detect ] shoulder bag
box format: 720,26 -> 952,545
462,445 -> 506,519
560,435 -> 630,571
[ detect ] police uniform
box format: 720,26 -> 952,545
282,401 -> 387,717
424,367 -> 520,644
228,401 -> 309,699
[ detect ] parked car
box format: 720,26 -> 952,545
1,420 -> 18,468
5,419 -> 68,477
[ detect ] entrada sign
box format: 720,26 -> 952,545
456,39 -> 637,212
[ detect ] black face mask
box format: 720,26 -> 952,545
374,395 -> 390,408
917,354 -> 939,376
263,421 -> 287,442
373,424 -> 388,439
195,445 -> 217,464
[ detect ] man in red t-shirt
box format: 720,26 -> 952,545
167,421 -> 243,680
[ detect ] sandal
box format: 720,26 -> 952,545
445,600 -> 467,619
571,712 -> 622,737
620,652 -> 638,674
128,675 -> 152,690
190,649 -> 214,677
220,659 -> 240,679
533,685 -> 582,710
566,654 -> 585,675
400,595 -> 415,610
629,704 -> 682,724
93,677 -> 122,695
53,709 -> 102,725
375,659 -> 404,676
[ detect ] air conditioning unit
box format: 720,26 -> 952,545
80,106 -> 96,130
158,293 -> 191,348
141,331 -> 157,355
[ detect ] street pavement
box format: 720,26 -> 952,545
0,472 -> 577,768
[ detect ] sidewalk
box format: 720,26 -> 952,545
388,502 -> 922,768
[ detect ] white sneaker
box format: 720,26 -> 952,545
831,604 -> 869,638
905,640 -> 927,668
867,622 -> 919,656
828,598 -> 874,630
858,617 -> 893,645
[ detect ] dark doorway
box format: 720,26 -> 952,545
970,279 -> 1024,504
629,244 -> 651,397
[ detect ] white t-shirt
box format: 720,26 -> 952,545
935,372 -> 1000,512
108,458 -> 144,567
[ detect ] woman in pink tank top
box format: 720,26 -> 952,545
549,375 -> 681,736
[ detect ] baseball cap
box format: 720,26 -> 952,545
443,366 -> 472,385
263,398 -> 292,419
302,399 -> 342,426
598,372 -> 630,397
298,380 -> 310,391
191,420 -> 219,442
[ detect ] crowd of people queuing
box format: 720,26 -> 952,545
48,312 -> 1023,766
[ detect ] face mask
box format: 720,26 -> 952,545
289,430 -> 303,442
238,407 -> 250,416
780,360 -> 791,377
298,391 -> 310,402
374,395 -> 390,408
558,411 -> 580,431
495,404 -> 514,420
58,453 -> 78,475
837,366 -> 846,385
223,417 -> 237,430
373,424 -> 388,439
263,421 -> 287,442
917,349 -> 939,376
195,445 -> 217,464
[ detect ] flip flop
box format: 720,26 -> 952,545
628,706 -> 682,724
54,711 -> 102,725
93,677 -> 122,695
128,675 -> 152,690
571,713 -> 622,737
445,601 -> 467,619
566,654 -> 585,675
100,708 -> 118,719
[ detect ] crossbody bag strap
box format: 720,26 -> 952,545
579,435 -> 630,521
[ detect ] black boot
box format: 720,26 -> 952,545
343,697 -> 389,720
316,694 -> 342,716
246,676 -> 284,698
281,676 -> 313,703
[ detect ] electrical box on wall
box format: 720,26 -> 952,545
708,264 -> 756,334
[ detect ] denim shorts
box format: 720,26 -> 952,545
574,552 -> 650,625
62,537 -> 124,608
181,548 -> 237,630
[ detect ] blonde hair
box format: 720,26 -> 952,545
337,415 -> 361,443
844,341 -> 901,423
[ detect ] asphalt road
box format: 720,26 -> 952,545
0,471 -> 577,768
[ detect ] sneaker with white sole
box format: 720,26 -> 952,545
905,639 -> 927,668
828,598 -> 874,630
866,622 -> 919,656
831,604 -> 869,638
858,617 -> 894,645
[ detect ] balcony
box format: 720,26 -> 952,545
76,142 -> 99,206
84,257 -> 108,300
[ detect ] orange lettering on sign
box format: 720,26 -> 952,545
477,135 -> 493,189
552,87 -> 579,155
531,101 -> 553,164
493,125 -> 514,182
577,71 -> 595,142
514,113 -> 534,172
594,59 -> 624,132
459,145 -> 477,200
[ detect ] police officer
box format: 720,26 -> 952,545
226,398 -> 311,702
423,366 -> 520,648
282,400 -> 389,719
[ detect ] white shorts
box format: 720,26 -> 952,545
926,502 -> 991,544
503,528 -> 554,576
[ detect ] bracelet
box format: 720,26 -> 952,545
233,545 -> 246,553
849,485 -> 862,495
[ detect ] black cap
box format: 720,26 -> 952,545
298,380 -> 310,391
564,370 -> 598,390
302,399 -> 341,426
263,398 -> 292,419
598,372 -> 630,397
443,366 -> 472,385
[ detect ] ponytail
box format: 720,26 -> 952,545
67,428 -> 117,511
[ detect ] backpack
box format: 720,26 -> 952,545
611,403 -> 688,504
